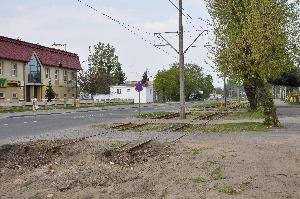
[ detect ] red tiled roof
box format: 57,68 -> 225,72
0,36 -> 82,70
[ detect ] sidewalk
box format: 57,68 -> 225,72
274,99 -> 289,107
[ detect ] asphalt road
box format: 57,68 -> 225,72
0,103 -> 180,140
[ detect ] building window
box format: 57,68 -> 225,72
117,89 -> 121,94
11,63 -> 17,77
45,68 -> 50,79
12,92 -> 18,98
0,62 -> 3,75
28,56 -> 41,83
55,69 -> 59,80
0,92 -> 4,98
150,89 -> 152,94
127,88 -> 131,92
64,94 -> 67,98
63,70 -> 68,82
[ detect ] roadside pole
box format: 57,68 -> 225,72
237,82 -> 240,103
224,77 -> 227,107
139,91 -> 141,116
135,82 -> 143,116
154,0 -> 208,119
179,0 -> 186,119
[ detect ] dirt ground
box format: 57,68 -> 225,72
0,133 -> 299,199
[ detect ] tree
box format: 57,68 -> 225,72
45,81 -> 56,102
154,63 -> 214,101
154,65 -> 179,101
202,75 -> 215,99
206,0 -> 300,126
271,66 -> 300,87
141,69 -> 150,86
215,87 -> 223,95
79,42 -> 126,95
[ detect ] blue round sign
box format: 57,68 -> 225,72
135,82 -> 143,92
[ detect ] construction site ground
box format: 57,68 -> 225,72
0,102 -> 299,199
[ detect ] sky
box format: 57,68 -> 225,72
0,0 -> 223,87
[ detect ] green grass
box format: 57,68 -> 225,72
219,188 -> 241,195
191,148 -> 201,155
135,123 -> 171,131
0,107 -> 31,113
192,177 -> 206,183
136,111 -> 174,119
110,122 -> 272,133
107,142 -> 123,150
211,167 -> 225,180
287,102 -> 300,106
0,102 -> 133,113
185,122 -> 271,133
209,122 -> 270,132
225,111 -> 264,120
192,102 -> 224,109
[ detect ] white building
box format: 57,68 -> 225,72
93,81 -> 154,104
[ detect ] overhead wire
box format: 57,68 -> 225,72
76,0 -> 178,60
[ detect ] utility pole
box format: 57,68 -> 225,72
237,82 -> 240,103
179,0 -> 186,119
154,0 -> 208,119
224,77 -> 227,107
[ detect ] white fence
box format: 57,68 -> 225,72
0,99 -> 134,107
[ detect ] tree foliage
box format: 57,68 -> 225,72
141,69 -> 150,86
215,87 -> 223,95
271,66 -> 300,87
206,0 -> 300,126
45,81 -> 56,102
207,0 -> 299,80
154,63 -> 214,101
78,42 -> 126,95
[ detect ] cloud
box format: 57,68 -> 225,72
143,16 -> 178,32
0,0 -> 222,87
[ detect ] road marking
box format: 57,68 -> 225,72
24,122 -> 28,124
4,124 -> 8,126
33,121 -> 37,123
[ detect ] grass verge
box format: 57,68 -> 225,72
136,112 -> 174,119
0,107 -> 31,113
219,188 -> 241,195
192,177 -> 206,183
211,167 -> 225,180
114,122 -> 272,133
192,102 -> 224,109
286,102 -> 300,106
185,122 -> 271,133
0,103 -> 133,113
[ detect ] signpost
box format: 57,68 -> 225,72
135,81 -> 143,116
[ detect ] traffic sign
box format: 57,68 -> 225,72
135,81 -> 143,92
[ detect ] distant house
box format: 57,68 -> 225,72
93,81 -> 154,103
0,36 -> 81,102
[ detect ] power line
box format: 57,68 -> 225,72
167,0 -> 192,20
75,0 -> 177,59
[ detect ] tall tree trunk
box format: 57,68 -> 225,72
256,78 -> 280,127
243,79 -> 258,111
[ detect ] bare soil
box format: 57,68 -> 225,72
0,134 -> 299,199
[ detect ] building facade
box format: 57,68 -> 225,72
93,81 -> 154,103
0,36 -> 81,102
